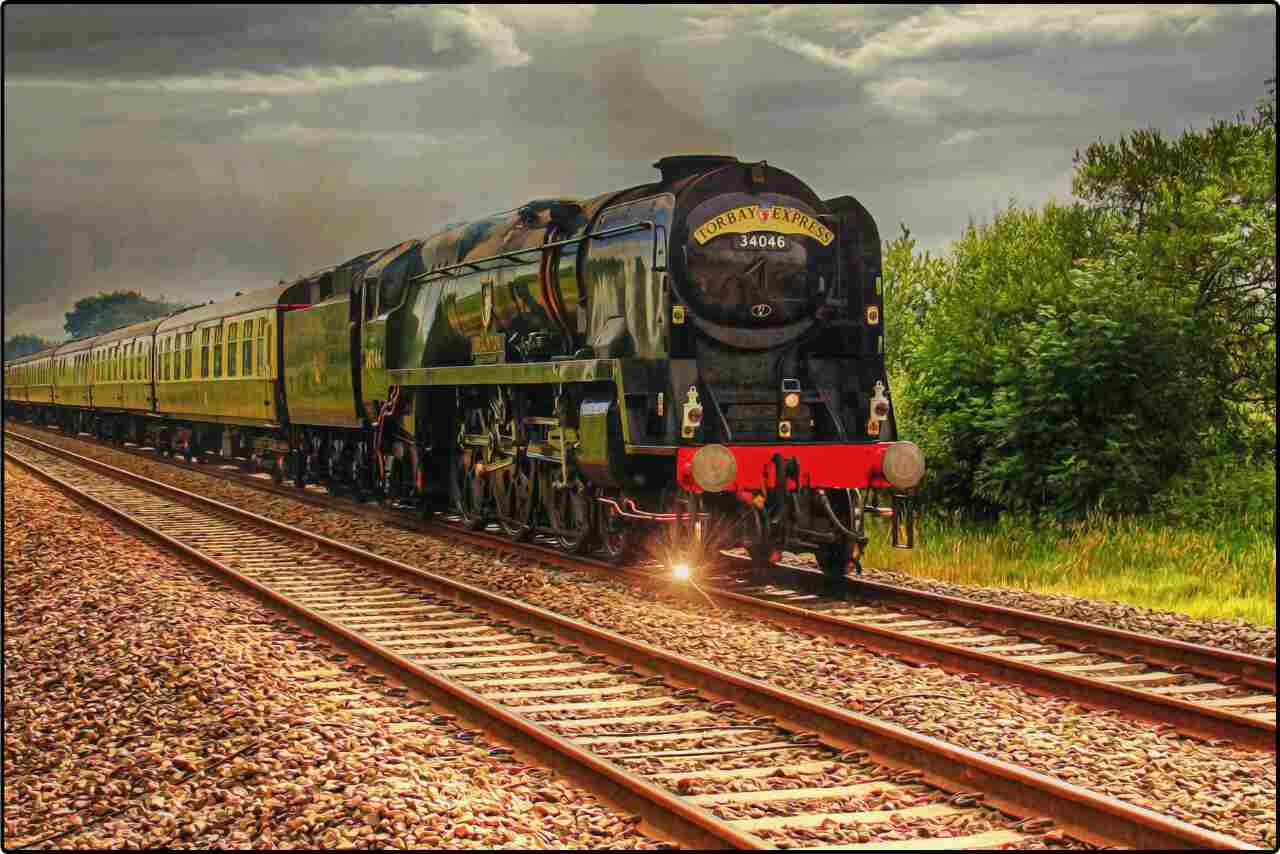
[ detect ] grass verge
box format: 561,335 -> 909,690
866,511 -> 1276,626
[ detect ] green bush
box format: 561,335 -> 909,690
881,86 -> 1275,526
888,203 -> 1208,520
1152,451 -> 1277,532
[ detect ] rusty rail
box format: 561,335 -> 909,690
4,428 -> 1256,850
7,421 -> 1276,752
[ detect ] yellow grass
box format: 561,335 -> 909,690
866,512 -> 1276,626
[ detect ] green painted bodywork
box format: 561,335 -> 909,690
390,358 -> 619,387
382,193 -> 670,381
283,295 -> 362,428
156,375 -> 277,426
359,240 -> 422,417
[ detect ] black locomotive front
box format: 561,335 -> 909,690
579,155 -> 925,578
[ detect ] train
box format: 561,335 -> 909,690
4,154 -> 924,579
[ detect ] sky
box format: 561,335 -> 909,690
4,3 -> 1275,340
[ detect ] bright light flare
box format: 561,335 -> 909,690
670,562 -> 692,581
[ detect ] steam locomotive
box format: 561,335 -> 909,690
4,155 -> 924,578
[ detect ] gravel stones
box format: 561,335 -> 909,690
2,463 -> 663,850
9,427 -> 1276,849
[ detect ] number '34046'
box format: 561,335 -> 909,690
737,233 -> 788,250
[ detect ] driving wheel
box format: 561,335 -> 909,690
494,455 -> 535,540
451,450 -> 489,530
542,468 -> 593,553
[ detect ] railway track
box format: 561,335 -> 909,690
4,429 -> 1255,850
7,420 -> 1275,754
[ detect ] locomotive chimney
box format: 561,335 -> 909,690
654,154 -> 739,183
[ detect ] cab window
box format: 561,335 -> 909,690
378,250 -> 417,315
363,277 -> 377,321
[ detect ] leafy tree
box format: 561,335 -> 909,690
883,78 -> 1277,520
63,291 -> 186,339
1072,84 -> 1276,409
892,202 -> 1174,519
4,334 -> 55,360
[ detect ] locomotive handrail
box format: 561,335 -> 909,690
407,221 -> 654,286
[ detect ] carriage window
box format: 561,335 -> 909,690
185,332 -> 193,379
227,325 -> 238,378
213,326 -> 223,377
266,321 -> 273,375
242,320 -> 253,376
256,319 -> 266,375
201,330 -> 211,377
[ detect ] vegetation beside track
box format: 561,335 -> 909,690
875,79 -> 1275,626
867,498 -> 1276,626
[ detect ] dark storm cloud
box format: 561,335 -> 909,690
2,4 -> 1275,339
2,5 -> 505,79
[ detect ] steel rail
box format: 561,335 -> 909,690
3,429 -> 1255,850
853,577 -> 1275,692
4,436 -> 760,851
414,516 -> 1279,752
6,420 -> 1276,751
706,555 -> 1277,752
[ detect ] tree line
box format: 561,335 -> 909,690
4,291 -> 188,359
885,79 -> 1276,522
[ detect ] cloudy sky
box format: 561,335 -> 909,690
4,4 -> 1275,340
